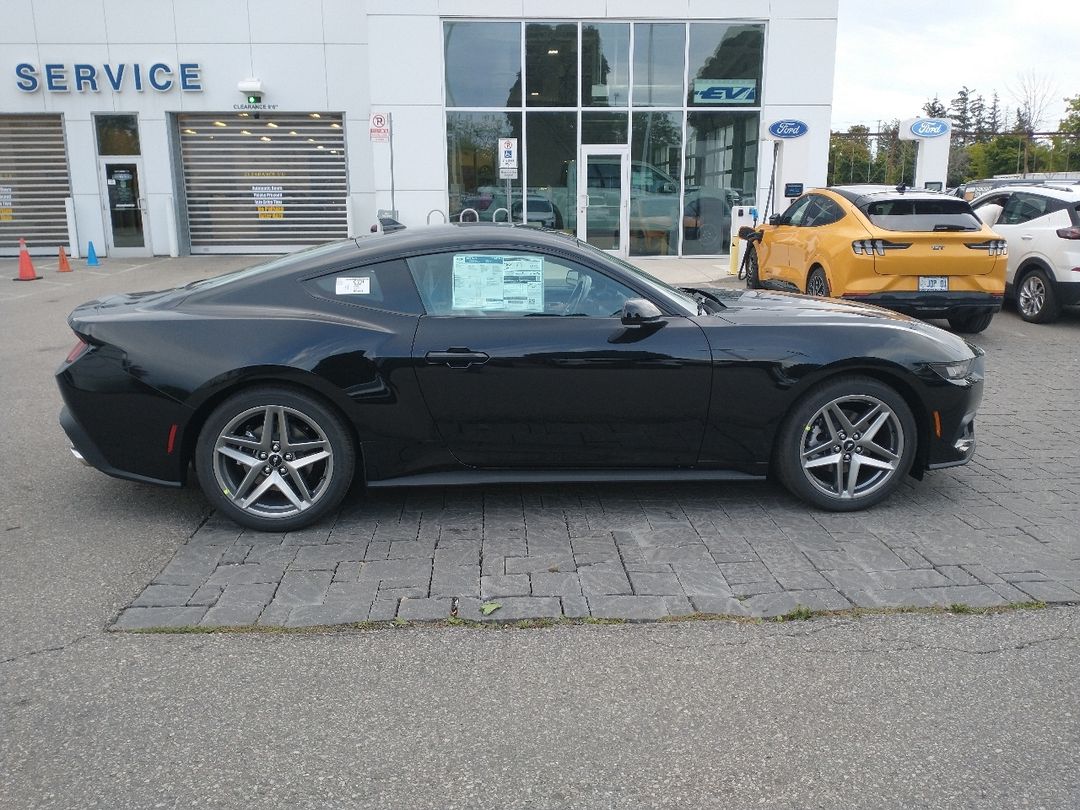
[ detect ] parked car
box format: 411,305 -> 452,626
954,176 -> 1080,201
511,195 -> 560,229
57,225 -> 985,531
971,183 -> 1080,323
745,185 -> 1007,333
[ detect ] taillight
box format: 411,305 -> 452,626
1057,226 -> 1080,240
852,239 -> 912,256
65,337 -> 89,363
965,239 -> 1008,256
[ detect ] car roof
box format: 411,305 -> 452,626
970,183 -> 1080,201
352,223 -> 578,260
825,185 -> 958,207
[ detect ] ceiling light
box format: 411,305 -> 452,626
212,121 -> 227,127
330,122 -> 341,128
309,113 -> 321,118
266,122 -> 278,128
238,112 -> 249,117
241,129 -> 251,135
260,136 -> 271,142
183,129 -> 196,135
547,49 -> 559,55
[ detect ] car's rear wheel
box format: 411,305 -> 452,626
1016,268 -> 1060,324
776,376 -> 916,511
806,267 -> 831,297
947,310 -> 995,334
195,386 -> 355,532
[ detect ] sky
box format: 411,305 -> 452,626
831,0 -> 1080,133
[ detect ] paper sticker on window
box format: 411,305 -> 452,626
335,276 -> 371,295
452,254 -> 544,312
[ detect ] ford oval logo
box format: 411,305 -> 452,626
768,119 -> 809,139
910,119 -> 950,138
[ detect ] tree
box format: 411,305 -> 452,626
969,93 -> 987,142
986,92 -> 1003,136
950,86 -> 972,144
1009,70 -> 1056,132
922,96 -> 947,118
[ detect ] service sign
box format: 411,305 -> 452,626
768,120 -> 809,139
909,119 -> 950,138
692,79 -> 757,105
15,62 -> 202,92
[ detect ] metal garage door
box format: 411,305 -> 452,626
0,115 -> 71,254
177,112 -> 348,253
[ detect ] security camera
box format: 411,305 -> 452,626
237,78 -> 263,94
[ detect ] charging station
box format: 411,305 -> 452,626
898,118 -> 951,190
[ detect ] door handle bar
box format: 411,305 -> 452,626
425,349 -> 490,369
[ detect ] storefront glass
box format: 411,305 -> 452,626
443,20 -> 764,256
446,111 -> 523,223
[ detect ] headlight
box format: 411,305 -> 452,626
929,358 -> 974,381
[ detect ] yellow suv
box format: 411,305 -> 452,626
746,186 -> 1006,333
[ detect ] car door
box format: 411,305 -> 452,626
993,192 -> 1053,284
760,195 -> 814,286
407,247 -> 712,468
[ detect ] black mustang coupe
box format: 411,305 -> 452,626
57,225 -> 983,531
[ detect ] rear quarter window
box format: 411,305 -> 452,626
303,258 -> 423,315
860,197 -> 981,232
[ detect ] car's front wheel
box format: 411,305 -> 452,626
743,244 -> 761,289
195,386 -> 356,532
775,376 -> 916,511
1016,268 -> 1060,324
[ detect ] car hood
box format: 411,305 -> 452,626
701,288 -> 979,358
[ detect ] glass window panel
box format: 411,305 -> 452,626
95,114 -> 140,155
688,23 -> 765,107
582,23 -> 629,107
444,22 -> 522,108
525,23 -> 578,107
632,23 -> 685,108
630,112 -> 682,256
581,112 -> 628,145
683,111 -> 758,255
446,112 -> 523,223
526,112 -> 577,234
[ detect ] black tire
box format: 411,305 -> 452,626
744,244 -> 762,289
195,386 -> 356,532
806,266 -> 831,297
947,310 -> 995,334
1015,267 -> 1060,324
775,376 -> 917,512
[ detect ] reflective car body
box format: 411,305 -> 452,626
57,225 -> 984,529
752,186 -> 1006,332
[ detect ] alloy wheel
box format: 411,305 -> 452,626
799,394 -> 904,501
1018,275 -> 1045,318
806,271 -> 829,297
212,405 -> 335,519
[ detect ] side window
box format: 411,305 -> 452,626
303,258 -> 424,315
780,195 -> 813,225
406,250 -> 638,318
1000,192 -> 1049,225
973,193 -> 1010,226
810,197 -> 846,226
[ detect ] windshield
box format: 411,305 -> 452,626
573,239 -> 698,314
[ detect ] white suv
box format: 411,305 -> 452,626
972,184 -> 1080,323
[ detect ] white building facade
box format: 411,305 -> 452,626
0,0 -> 838,259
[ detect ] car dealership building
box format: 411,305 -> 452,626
0,0 -> 838,259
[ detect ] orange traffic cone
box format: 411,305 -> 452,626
57,245 -> 72,273
13,238 -> 40,281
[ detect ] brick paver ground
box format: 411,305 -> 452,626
115,309 -> 1080,629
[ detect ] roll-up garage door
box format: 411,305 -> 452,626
0,115 -> 72,255
177,112 -> 348,253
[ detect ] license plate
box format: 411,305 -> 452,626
919,276 -> 949,292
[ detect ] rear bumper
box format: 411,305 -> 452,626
60,406 -> 182,488
842,291 -> 1003,318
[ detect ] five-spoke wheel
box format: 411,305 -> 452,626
1016,268 -> 1060,324
777,377 -> 916,510
196,387 -> 355,531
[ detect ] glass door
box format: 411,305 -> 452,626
99,158 -> 151,256
577,146 -> 629,257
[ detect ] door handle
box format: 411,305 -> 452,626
425,348 -> 489,369
1020,234 -> 1033,240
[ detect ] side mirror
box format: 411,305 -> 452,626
768,214 -> 783,226
660,182 -> 677,194
621,298 -> 662,326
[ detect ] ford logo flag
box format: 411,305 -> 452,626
768,120 -> 809,139
910,119 -> 950,138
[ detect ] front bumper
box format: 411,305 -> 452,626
842,291 -> 1003,319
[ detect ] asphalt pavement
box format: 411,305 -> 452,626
1,252 -> 1078,809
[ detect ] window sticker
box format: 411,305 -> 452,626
452,254 -> 544,312
335,276 -> 371,295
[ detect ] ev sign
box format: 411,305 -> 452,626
498,137 -> 518,180
692,79 -> 757,105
